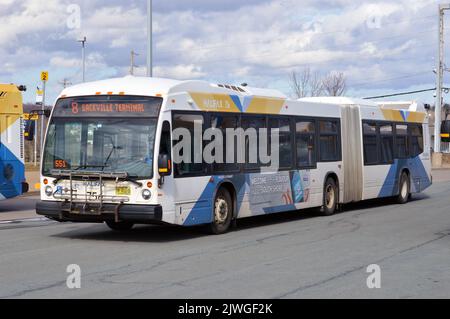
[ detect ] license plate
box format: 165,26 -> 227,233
116,186 -> 131,196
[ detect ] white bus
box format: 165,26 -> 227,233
36,76 -> 432,234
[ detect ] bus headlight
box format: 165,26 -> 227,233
142,189 -> 152,200
45,186 -> 53,197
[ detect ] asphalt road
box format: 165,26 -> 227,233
0,183 -> 449,299
0,195 -> 41,222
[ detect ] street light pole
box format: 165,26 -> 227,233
78,37 -> 87,82
147,0 -> 153,77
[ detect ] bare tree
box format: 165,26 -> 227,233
322,72 -> 347,97
289,68 -> 324,98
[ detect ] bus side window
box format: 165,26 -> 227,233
410,124 -> 424,157
395,124 -> 409,159
172,113 -> 205,177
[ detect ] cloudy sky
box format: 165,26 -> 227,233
0,0 -> 447,104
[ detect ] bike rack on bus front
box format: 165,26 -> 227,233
51,170 -> 131,221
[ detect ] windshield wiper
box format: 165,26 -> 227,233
74,165 -> 109,171
51,165 -> 110,184
123,175 -> 143,187
103,136 -> 123,171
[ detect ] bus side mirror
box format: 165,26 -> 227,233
24,120 -> 35,141
158,153 -> 171,177
44,109 -> 51,118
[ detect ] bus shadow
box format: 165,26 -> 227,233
51,194 -> 430,243
51,223 -> 205,243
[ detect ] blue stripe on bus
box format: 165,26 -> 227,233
378,157 -> 431,198
182,175 -> 248,226
0,143 -> 24,199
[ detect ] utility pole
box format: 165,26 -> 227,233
78,36 -> 87,82
40,72 -> 48,166
59,78 -> 72,89
147,0 -> 153,77
436,5 -> 450,157
130,50 -> 139,75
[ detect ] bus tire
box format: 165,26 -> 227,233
105,221 -> 134,231
321,177 -> 338,216
396,172 -> 410,204
208,188 -> 233,235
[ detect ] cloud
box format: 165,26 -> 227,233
0,0 -> 445,104
154,64 -> 206,80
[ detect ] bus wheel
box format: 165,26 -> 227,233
208,188 -> 233,235
321,177 -> 338,216
105,221 -> 134,231
396,172 -> 410,204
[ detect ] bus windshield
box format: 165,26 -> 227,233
42,96 -> 162,179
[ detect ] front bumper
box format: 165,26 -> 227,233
36,201 -> 163,224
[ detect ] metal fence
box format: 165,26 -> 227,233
442,142 -> 450,154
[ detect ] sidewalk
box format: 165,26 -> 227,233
25,169 -> 41,194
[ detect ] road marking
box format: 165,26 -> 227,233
0,217 -> 49,224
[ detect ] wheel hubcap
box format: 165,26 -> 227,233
215,198 -> 228,224
401,180 -> 408,198
326,185 -> 335,209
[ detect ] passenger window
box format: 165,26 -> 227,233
296,120 -> 316,168
173,113 -> 205,177
379,124 -> 394,164
363,122 -> 378,165
319,120 -> 340,161
269,118 -> 293,169
410,125 -> 424,157
242,117 -> 266,170
396,124 -> 409,159
211,115 -> 240,173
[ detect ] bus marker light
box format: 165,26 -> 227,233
95,92 -> 101,95
43,179 -> 48,185
147,182 -> 153,188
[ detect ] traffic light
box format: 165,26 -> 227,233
24,120 -> 35,141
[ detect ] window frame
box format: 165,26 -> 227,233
172,111 -> 208,178
294,117 -> 318,170
362,121 -> 380,166
207,112 -> 242,175
317,118 -> 342,163
409,124 -> 424,158
268,115 -> 295,171
362,120 -> 425,166
378,122 -> 395,165
240,114 -> 269,173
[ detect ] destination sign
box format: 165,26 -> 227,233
53,96 -> 163,118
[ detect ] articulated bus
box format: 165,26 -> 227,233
0,84 -> 28,201
36,76 -> 431,234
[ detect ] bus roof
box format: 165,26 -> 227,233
298,96 -> 378,107
58,76 -> 287,100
